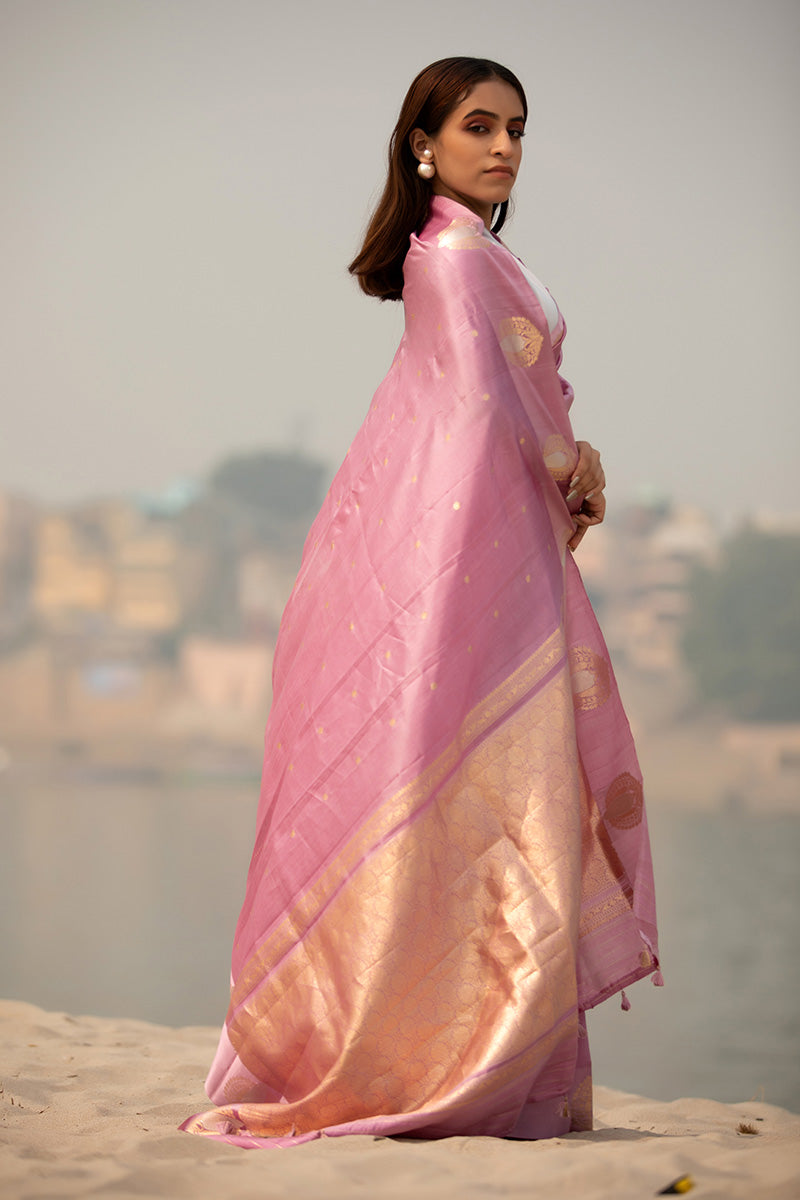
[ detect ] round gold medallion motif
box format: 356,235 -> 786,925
604,772 -> 644,829
498,317 -> 544,367
437,219 -> 486,250
542,433 -> 573,480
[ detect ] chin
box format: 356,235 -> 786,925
483,184 -> 514,204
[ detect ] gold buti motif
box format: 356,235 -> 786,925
604,772 -> 644,830
436,218 -> 486,250
223,1075 -> 264,1103
542,434 -> 573,481
498,317 -> 544,367
569,645 -> 611,710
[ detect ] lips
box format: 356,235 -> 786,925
485,167 -> 513,177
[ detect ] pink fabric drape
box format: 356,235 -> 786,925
182,196 -> 659,1147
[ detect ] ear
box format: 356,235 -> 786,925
409,127 -> 431,162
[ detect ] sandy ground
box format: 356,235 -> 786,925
1,999 -> 798,1200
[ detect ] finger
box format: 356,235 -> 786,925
568,444 -> 603,500
568,446 -> 591,495
578,460 -> 604,493
570,508 -> 605,542
569,507 -> 603,548
579,493 -> 606,523
583,467 -> 606,500
568,524 -> 587,551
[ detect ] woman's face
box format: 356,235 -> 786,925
412,79 -> 525,227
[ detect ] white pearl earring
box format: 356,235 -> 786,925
417,148 -> 435,179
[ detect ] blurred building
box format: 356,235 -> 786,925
31,499 -> 186,636
111,527 -> 181,633
238,549 -> 298,639
581,500 -> 719,673
722,723 -> 800,812
33,512 -> 111,632
160,637 -> 273,748
0,489 -> 38,641
0,637 -> 175,751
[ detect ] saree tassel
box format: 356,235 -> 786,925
620,990 -> 631,1011
652,971 -> 664,987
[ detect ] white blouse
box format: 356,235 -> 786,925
483,227 -> 560,336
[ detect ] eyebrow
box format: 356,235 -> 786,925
461,108 -> 526,124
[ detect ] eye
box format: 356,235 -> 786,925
509,128 -> 526,139
466,122 -> 490,134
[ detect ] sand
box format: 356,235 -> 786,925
1,999 -> 798,1200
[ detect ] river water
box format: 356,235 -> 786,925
1,771 -> 798,1112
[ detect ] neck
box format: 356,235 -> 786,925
432,182 -> 492,229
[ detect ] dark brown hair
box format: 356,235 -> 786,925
348,57 -> 527,302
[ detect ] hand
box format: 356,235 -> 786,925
566,440 -> 606,551
568,489 -> 606,550
567,440 -> 605,501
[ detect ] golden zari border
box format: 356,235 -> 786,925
224,662 -> 583,1131
230,628 -> 565,1013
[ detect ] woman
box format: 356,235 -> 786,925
182,57 -> 659,1147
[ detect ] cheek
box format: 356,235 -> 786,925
449,135 -> 475,164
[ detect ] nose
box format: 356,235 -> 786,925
491,131 -> 514,158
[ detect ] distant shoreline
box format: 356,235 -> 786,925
3,719 -> 799,815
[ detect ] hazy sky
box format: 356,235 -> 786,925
2,0 -> 797,523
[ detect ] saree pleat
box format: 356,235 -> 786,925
182,196 -> 659,1146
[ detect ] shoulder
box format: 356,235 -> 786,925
409,195 -> 491,266
406,198 -> 501,284
416,195 -> 486,246
404,197 -> 526,307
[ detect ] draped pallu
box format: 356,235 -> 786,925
182,196 -> 659,1146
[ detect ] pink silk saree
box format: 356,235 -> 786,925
182,195 -> 659,1147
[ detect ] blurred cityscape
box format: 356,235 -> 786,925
1,450 -> 798,810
